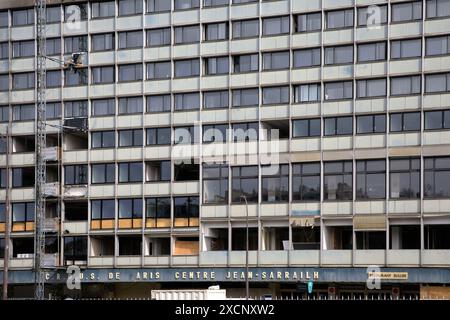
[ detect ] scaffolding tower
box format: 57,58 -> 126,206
35,0 -> 47,300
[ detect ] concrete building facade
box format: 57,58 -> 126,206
1,0 -> 450,299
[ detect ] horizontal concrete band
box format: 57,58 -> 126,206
2,267 -> 450,284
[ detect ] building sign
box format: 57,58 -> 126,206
42,268 -> 320,283
2,267 -> 449,285
367,272 -> 408,280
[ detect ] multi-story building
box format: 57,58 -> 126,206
1,0 -> 450,299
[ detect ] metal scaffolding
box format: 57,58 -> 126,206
34,0 -> 47,300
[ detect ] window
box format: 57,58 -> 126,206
118,30 -> 143,50
0,74 -> 8,91
358,42 -> 386,62
64,36 -> 87,54
12,40 -> 34,58
203,91 -> 229,109
119,162 -> 143,183
426,35 -> 450,56
65,101 -> 88,118
0,11 -> 8,28
12,167 -> 35,187
118,0 -> 143,16
392,1 -> 422,22
232,166 -> 258,203
174,126 -> 198,144
92,163 -> 115,184
118,236 -> 141,255
203,164 -> 229,204
146,197 -> 170,227
46,6 -> 61,23
391,76 -> 421,95
203,123 -> 228,143
324,81 -> 353,100
324,161 -> 353,200
119,129 -> 143,147
64,165 -> 88,185
91,199 -> 115,220
46,70 -> 61,88
147,0 -> 172,12
118,64 -> 143,82
295,12 -> 321,33
204,0 -> 229,7
293,84 -> 321,103
118,97 -> 143,114
0,203 -> 5,221
324,116 -> 353,136
92,33 -> 115,52
232,88 -> 259,107
119,199 -> 142,220
262,86 -> 289,105
262,16 -> 289,36
174,25 -> 200,44
426,73 -> 450,93
12,104 -> 34,121
91,66 -> 115,84
390,112 -> 421,132
356,231 -> 386,249
175,0 -> 200,10
91,99 -> 115,116
326,9 -> 354,29
233,54 -> 259,73
390,158 -> 420,199
174,196 -> 199,227
204,22 -> 229,41
174,59 -> 200,78
232,122 -> 258,141
146,28 -> 171,47
91,1 -> 115,18
12,8 -> 34,26
146,127 -> 171,145
65,69 -> 88,86
12,202 -> 34,220
262,164 -> 289,202
292,118 -> 320,138
0,106 -> 9,122
147,94 -> 171,112
174,92 -> 200,110
294,48 -> 321,68
64,236 -> 87,261
424,157 -> 450,198
325,45 -> 353,65
0,42 -> 8,60
425,110 -> 450,130
146,161 -> 171,181
292,163 -> 320,201
427,0 -> 450,18
357,78 -> 387,98
12,72 -> 34,90
262,51 -> 290,70
46,38 -> 61,56
147,61 -> 172,80
205,56 -> 229,75
44,102 -> 59,120
92,131 -> 115,148
233,19 -> 259,39
356,160 -> 386,199
357,5 -> 388,26
391,39 -> 422,59
356,114 -> 386,134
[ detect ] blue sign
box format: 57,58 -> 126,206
307,281 -> 313,294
